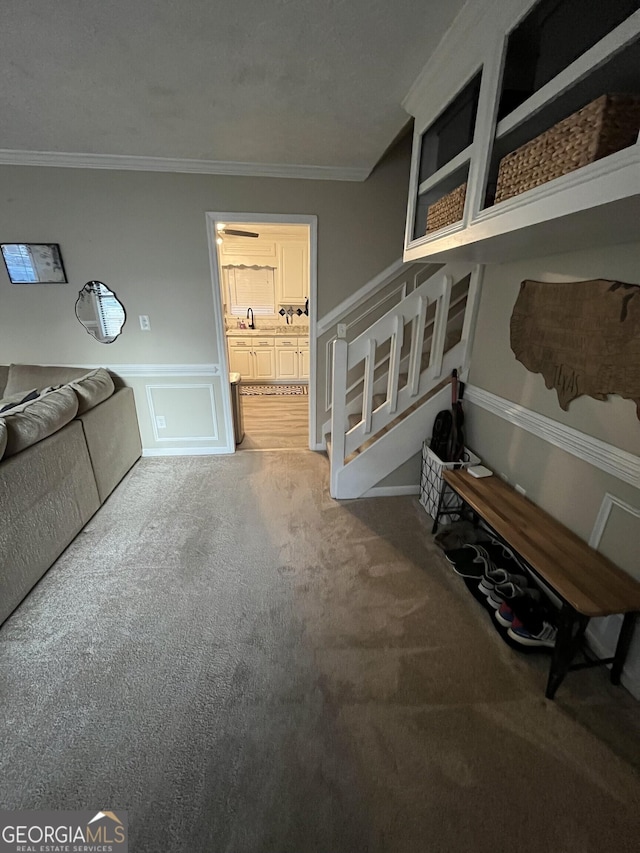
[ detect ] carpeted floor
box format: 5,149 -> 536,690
1,452 -> 639,853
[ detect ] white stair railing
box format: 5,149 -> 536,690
329,262 -> 482,492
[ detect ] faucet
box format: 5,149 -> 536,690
246,308 -> 255,329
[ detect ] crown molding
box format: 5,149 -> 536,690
0,149 -> 370,182
465,385 -> 640,489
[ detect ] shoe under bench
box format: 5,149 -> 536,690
435,469 -> 640,700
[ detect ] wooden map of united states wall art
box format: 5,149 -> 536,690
510,279 -> 640,418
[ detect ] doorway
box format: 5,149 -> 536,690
206,212 -> 317,452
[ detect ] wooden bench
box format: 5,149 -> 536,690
435,469 -> 640,699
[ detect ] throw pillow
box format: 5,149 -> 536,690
0,388 -> 39,413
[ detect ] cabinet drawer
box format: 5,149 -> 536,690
228,338 -> 251,347
275,337 -> 298,347
253,338 -> 274,347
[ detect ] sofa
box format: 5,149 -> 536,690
0,363 -> 142,625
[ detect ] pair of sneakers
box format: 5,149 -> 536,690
494,588 -> 558,648
445,538 -> 557,649
445,539 -> 526,605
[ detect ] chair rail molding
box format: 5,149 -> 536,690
47,363 -> 221,377
465,385 -> 640,489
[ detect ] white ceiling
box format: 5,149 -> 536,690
1,0 -> 466,179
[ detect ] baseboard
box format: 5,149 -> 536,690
362,485 -> 420,498
142,446 -> 234,457
311,440 -> 327,452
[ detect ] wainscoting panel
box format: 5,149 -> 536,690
586,493 -> 640,699
105,367 -> 234,455
146,384 -> 218,442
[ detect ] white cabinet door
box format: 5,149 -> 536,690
253,346 -> 276,379
228,345 -> 253,380
298,345 -> 310,380
279,242 -> 309,303
276,347 -> 299,380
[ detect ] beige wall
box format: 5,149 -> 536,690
0,133 -> 411,449
465,240 -> 640,696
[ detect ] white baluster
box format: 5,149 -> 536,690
461,265 -> 484,375
331,338 -> 348,492
408,295 -> 428,395
387,314 -> 403,413
362,337 -> 376,434
429,274 -> 453,378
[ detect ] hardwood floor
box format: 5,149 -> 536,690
238,395 -> 309,450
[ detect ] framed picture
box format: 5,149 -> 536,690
1,243 -> 67,284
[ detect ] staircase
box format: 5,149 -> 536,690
325,260 -> 483,499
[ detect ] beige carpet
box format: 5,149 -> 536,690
0,451 -> 639,853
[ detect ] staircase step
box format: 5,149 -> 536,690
343,376 -> 450,463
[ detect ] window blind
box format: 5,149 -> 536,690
225,266 -> 276,316
96,290 -> 125,337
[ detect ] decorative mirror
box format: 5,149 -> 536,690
75,281 -> 126,344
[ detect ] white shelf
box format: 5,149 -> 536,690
417,145 -> 473,196
496,11 -> 640,139
403,0 -> 640,266
403,146 -> 640,264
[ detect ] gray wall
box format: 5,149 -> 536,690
465,240 -> 640,696
0,133 -> 411,449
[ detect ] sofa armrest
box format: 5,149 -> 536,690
76,387 -> 142,503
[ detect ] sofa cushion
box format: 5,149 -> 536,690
69,368 -> 115,414
0,419 -> 6,460
2,386 -> 79,457
4,364 -> 90,396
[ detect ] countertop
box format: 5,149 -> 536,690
226,326 -> 309,337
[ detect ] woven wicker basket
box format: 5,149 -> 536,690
494,93 -> 640,204
426,183 -> 467,232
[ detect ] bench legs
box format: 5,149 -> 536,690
546,605 -> 589,700
611,611 -> 638,686
546,608 -> 638,699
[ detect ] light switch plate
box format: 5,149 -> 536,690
139,315 -> 151,331
155,415 -> 166,429
337,323 -> 347,338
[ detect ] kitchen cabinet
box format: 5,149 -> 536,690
275,337 -> 309,380
228,334 -> 309,381
228,337 -> 276,381
278,242 -> 309,303
298,343 -> 310,380
402,0 -> 640,263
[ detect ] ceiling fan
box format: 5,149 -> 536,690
216,223 -> 259,243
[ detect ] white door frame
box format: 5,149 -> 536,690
205,211 -> 319,451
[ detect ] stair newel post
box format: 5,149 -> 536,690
408,295 -> 428,396
387,313 -> 403,414
331,337 -> 349,493
429,274 -> 453,378
460,264 -> 484,375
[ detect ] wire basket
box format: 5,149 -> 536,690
494,93 -> 640,204
419,442 -> 481,524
